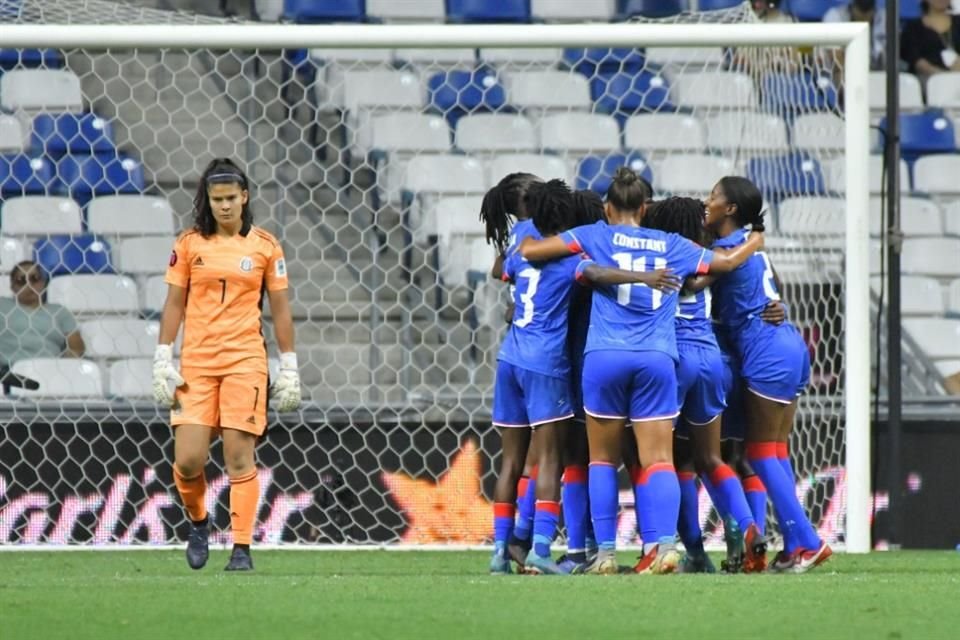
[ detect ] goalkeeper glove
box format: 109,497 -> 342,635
270,352 -> 301,413
152,344 -> 184,408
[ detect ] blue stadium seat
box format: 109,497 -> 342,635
696,0 -> 742,9
427,70 -> 507,126
880,111 -> 957,162
34,234 -> 114,276
747,152 -> 826,203
621,0 -> 686,18
57,153 -> 146,207
762,72 -> 838,118
31,113 -> 116,157
446,0 -> 530,22
785,0 -> 846,21
898,0 -> 922,20
0,154 -> 53,199
0,48 -> 63,71
576,153 -> 654,196
562,48 -> 645,76
283,0 -> 366,22
591,71 -> 672,121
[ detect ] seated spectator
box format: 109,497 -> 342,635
0,261 -> 85,371
752,0 -> 796,22
823,0 -> 886,71
901,0 -> 960,80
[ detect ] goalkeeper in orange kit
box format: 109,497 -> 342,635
153,158 -> 301,571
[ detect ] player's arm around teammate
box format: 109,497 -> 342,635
153,158 -> 300,572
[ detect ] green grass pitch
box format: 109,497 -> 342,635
1,551 -> 959,639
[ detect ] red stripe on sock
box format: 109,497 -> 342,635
562,465 -> 588,484
535,500 -> 561,516
493,503 -> 516,518
530,465 -> 540,481
776,442 -> 789,460
517,477 -> 530,498
677,471 -> 697,482
639,462 -> 675,485
709,464 -> 738,486
742,475 -> 766,493
746,441 -> 778,460
628,465 -> 643,485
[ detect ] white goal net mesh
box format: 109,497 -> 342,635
0,0 -> 851,548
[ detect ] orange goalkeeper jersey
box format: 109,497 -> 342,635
165,226 -> 288,374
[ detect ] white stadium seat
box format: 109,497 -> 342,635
455,114 -> 537,153
539,113 -> 620,154
404,154 -> 487,195
1,196 -> 82,235
948,280 -> 960,314
624,114 -> 706,154
393,48 -> 477,67
506,71 -> 592,111
670,71 -> 756,110
488,153 -> 571,184
309,48 -> 393,66
47,274 -> 139,314
86,195 -> 176,236
923,72 -> 960,110
9,357 -> 103,397
777,197 -> 846,235
902,318 -> 960,360
945,201 -> 960,235
367,0 -> 445,21
645,47 -> 726,69
901,238 -> 960,277
913,154 -> 960,196
0,236 -> 29,273
371,113 -> 450,153
792,113 -> 846,152
706,112 -> 789,153
868,72 -> 924,112
116,236 -> 175,275
108,358 -> 153,397
142,274 -> 167,315
435,198 -> 489,287
342,70 -> 422,114
654,154 -> 735,195
0,69 -> 83,111
532,0 -> 615,20
868,197 -> 943,237
80,318 -> 160,358
434,196 -> 484,236
870,275 -> 947,315
0,114 -> 23,152
824,155 -> 910,194
479,48 -> 563,69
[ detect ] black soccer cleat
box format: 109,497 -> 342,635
185,521 -> 210,570
224,547 -> 254,572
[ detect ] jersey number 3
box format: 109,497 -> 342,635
514,267 -> 541,328
612,253 -> 667,309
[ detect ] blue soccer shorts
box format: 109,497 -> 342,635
582,350 -> 679,423
492,360 -> 574,428
739,323 -> 811,405
719,347 -> 746,441
676,342 -> 728,427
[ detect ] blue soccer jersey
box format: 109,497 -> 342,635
710,229 -> 781,336
676,288 -> 717,348
498,224 -> 581,379
562,221 -> 713,361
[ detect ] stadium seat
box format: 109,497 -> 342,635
342,70 -> 423,114
576,152 -> 653,195
283,0 -> 365,22
434,196 -> 485,287
31,113 -> 116,157
786,0 -> 846,20
705,112 -> 789,154
901,238 -> 960,277
531,0 -> 615,20
670,71 -> 756,110
539,113 -> 620,154
46,273 -> 139,314
913,154 -> 960,196
86,195 -> 176,236
367,0 -> 445,21
0,236 -> 28,273
1,196 -> 82,235
823,155 -> 911,194
883,112 -> 956,162
624,113 -> 706,154
142,274 -> 167,316
0,154 -> 53,198
479,48 -> 563,69
777,196 -> 846,236
455,114 -> 537,154
644,47 -> 726,69
926,73 -> 960,111
902,318 -> 960,360
403,154 -> 486,244
108,358 -> 153,397
562,48 -> 645,75
590,71 -> 672,120
371,113 -> 450,153
900,0 -> 922,20
0,69 -> 83,112
505,71 -> 592,112
791,113 -> 845,152
868,72 -> 924,114
8,357 -> 104,398
393,48 -> 478,69
871,275 -> 947,316
116,236 -> 174,275
446,0 -> 530,23
653,154 -> 735,195
56,153 -> 146,207
762,72 -> 838,117
948,280 -> 960,315
696,0 -> 743,9
868,196 -> 944,237
80,318 -> 160,358
621,0 -> 686,18
747,152 -> 826,203
943,201 -> 960,235
488,153 -> 570,184
0,48 -> 62,71
0,115 -> 23,153
0,277 -> 9,297
427,70 -> 507,126
34,234 -> 114,276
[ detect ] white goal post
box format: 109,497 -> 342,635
0,21 -> 871,553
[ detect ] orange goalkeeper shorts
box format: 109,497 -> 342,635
171,367 -> 269,435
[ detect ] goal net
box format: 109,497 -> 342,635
0,0 -> 870,551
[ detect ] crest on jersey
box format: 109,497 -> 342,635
275,258 -> 286,277
239,256 -> 253,272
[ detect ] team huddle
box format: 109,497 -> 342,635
484,167 -> 833,575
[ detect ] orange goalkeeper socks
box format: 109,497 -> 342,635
229,469 -> 260,546
173,465 -> 208,524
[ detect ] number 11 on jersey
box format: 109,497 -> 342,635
612,253 -> 667,308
